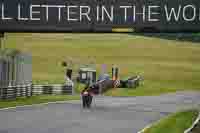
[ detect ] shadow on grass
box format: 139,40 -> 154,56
129,33 -> 200,43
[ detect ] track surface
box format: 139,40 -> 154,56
0,91 -> 200,133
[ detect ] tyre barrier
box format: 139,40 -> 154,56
0,83 -> 32,100
32,84 -> 73,96
0,84 -> 73,100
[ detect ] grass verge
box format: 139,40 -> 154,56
143,109 -> 199,133
0,95 -> 80,109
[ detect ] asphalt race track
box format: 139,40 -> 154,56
0,91 -> 200,133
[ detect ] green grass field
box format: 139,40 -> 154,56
143,109 -> 199,133
4,33 -> 200,96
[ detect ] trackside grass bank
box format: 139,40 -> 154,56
4,33 -> 200,96
143,109 -> 199,133
0,95 -> 80,109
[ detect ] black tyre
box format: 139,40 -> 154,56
87,95 -> 93,108
82,96 -> 87,108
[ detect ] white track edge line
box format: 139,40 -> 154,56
0,100 -> 80,111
